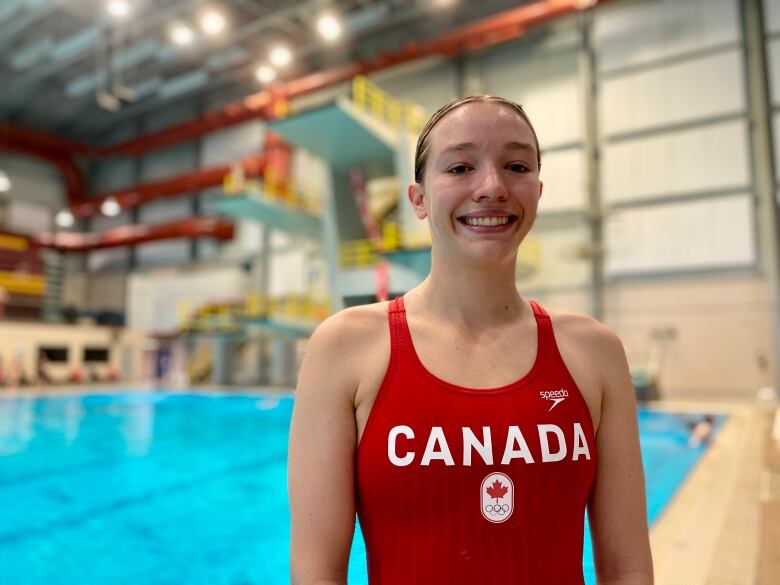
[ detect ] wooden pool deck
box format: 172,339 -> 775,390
648,401 -> 778,584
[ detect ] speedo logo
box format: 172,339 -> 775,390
540,388 -> 569,411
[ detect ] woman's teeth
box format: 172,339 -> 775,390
464,216 -> 510,227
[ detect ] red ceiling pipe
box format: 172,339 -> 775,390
73,152 -> 267,217
35,217 -> 235,253
95,0 -> 601,158
0,123 -> 91,157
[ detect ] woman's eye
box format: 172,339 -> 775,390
507,163 -> 530,173
447,165 -> 469,175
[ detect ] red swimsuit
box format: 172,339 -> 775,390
356,296 -> 597,584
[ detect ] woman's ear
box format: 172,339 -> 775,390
408,183 -> 428,220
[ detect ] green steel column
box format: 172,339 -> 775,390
579,10 -> 605,321
740,0 -> 780,392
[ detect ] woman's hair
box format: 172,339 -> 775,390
413,95 -> 541,183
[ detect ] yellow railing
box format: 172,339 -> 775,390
0,234 -> 29,252
0,271 -> 45,296
178,294 -> 331,332
340,222 -> 402,268
222,172 -> 321,215
340,227 -> 542,275
352,76 -> 428,135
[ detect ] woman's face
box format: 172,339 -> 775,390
409,102 -> 543,267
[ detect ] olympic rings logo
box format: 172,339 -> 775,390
484,504 -> 511,516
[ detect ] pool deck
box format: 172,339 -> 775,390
647,400 -> 778,585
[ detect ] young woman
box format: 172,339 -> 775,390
289,96 -> 653,584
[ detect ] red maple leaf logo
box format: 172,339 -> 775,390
486,479 -> 508,503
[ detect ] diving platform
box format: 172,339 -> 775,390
243,317 -> 318,338
208,192 -> 321,240
268,97 -> 398,170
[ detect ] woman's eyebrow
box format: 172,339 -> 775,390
505,141 -> 536,152
440,142 -> 478,155
439,141 -> 535,156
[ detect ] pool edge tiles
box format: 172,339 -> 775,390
0,385 -> 296,401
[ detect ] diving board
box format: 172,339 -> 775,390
268,97 -> 397,170
208,192 -> 321,240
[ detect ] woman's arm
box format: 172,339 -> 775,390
588,326 -> 654,585
288,314 -> 361,585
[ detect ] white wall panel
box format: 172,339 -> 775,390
135,199 -> 193,267
595,0 -> 740,72
601,50 -> 745,136
88,211 -> 131,272
603,120 -> 750,203
135,240 -> 190,267
218,220 -> 263,261
520,225 -> 591,290
127,267 -> 246,332
91,158 -> 135,194
538,148 -> 586,212
768,38 -> 780,106
269,248 -> 308,296
774,113 -> 780,179
765,0 -> 780,33
483,43 -> 581,147
201,120 -> 265,167
143,102 -> 198,133
605,194 -> 755,275
7,200 -> 51,235
0,154 -> 63,208
140,144 -> 197,183
137,197 -> 191,224
290,149 -> 327,212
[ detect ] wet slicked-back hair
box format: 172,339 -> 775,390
413,95 -> 541,183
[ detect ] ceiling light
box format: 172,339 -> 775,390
317,13 -> 342,41
101,197 -> 121,217
200,9 -> 226,35
255,65 -> 276,84
269,45 -> 292,68
170,24 -> 195,46
106,0 -> 131,19
55,210 -> 75,229
0,171 -> 10,192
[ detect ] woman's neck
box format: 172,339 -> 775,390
407,254 -> 525,327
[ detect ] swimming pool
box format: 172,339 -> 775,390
0,391 -> 722,584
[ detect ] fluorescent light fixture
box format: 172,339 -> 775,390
0,171 -> 10,192
170,23 -> 195,46
269,45 -> 292,68
101,197 -> 121,217
55,209 -> 75,228
106,0 -> 131,19
317,13 -> 342,41
255,64 -> 276,84
200,9 -> 226,35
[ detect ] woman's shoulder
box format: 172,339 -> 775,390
543,306 -> 628,375
297,302 -> 392,401
306,301 -> 391,356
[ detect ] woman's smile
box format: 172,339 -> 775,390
456,212 -> 519,233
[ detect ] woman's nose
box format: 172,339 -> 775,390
474,167 -> 509,201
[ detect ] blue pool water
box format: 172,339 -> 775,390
0,391 -> 722,584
